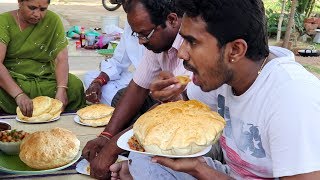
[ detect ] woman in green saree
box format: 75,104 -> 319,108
0,0 -> 86,116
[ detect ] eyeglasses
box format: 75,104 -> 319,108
131,26 -> 157,42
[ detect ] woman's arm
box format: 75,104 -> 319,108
0,43 -> 33,116
54,47 -> 69,109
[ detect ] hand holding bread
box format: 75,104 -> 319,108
150,71 -> 189,102
16,96 -> 63,122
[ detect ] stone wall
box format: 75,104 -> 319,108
304,17 -> 320,35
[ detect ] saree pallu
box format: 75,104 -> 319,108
0,11 -> 85,114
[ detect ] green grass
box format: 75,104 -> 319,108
303,64 -> 320,74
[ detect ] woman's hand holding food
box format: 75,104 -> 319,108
15,93 -> 33,117
150,71 -> 187,102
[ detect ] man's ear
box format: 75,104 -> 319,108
227,39 -> 247,63
166,13 -> 179,28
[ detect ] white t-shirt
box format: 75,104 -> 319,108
187,46 -> 320,178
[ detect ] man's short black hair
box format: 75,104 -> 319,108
177,0 -> 269,61
127,0 -> 183,28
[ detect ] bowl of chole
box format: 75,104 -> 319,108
118,100 -> 226,157
75,104 -> 115,127
0,129 -> 29,155
16,96 -> 63,123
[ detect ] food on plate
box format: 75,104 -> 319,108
176,75 -> 191,85
76,104 -> 115,126
0,129 -> 29,155
16,96 -> 63,122
130,100 -> 226,155
0,129 -> 29,142
128,135 -> 145,152
19,127 -> 80,170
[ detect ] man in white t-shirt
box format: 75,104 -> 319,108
110,0 -> 320,179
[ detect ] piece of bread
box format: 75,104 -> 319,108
176,75 -> 191,85
77,104 -> 114,120
132,100 -> 226,155
49,99 -> 63,115
19,127 -> 80,170
16,96 -> 62,122
79,115 -> 112,127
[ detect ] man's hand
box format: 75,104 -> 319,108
85,81 -> 102,104
15,93 -> 33,117
82,136 -> 109,161
55,88 -> 68,110
150,71 -> 186,102
89,142 -> 119,179
151,156 -> 206,174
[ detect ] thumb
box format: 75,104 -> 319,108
151,156 -> 176,167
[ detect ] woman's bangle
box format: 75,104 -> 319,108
14,92 -> 24,100
100,131 -> 113,138
57,85 -> 68,89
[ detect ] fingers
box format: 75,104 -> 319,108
88,148 -> 99,162
82,146 -> 92,161
85,83 -> 102,103
86,91 -> 100,103
151,156 -> 177,169
110,162 -> 122,179
90,169 -> 110,180
151,84 -> 185,102
25,102 -> 33,117
16,95 -> 33,117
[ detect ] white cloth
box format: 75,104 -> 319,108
129,46 -> 320,179
84,21 -> 145,105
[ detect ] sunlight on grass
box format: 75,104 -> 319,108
303,64 -> 320,74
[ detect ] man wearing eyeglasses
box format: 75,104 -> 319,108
82,0 -> 191,179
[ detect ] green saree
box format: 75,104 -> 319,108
0,10 -> 86,114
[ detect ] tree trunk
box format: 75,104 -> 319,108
276,0 -> 287,42
282,0 -> 298,49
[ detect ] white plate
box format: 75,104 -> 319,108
73,115 -> 106,127
15,116 -> 60,124
76,155 -> 128,175
117,129 -> 212,158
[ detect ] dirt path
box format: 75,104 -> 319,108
295,56 -> 320,78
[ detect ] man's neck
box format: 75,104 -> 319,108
230,54 -> 274,96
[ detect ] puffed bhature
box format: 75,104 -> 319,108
132,100 -> 226,155
77,104 -> 114,126
19,127 -> 80,170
